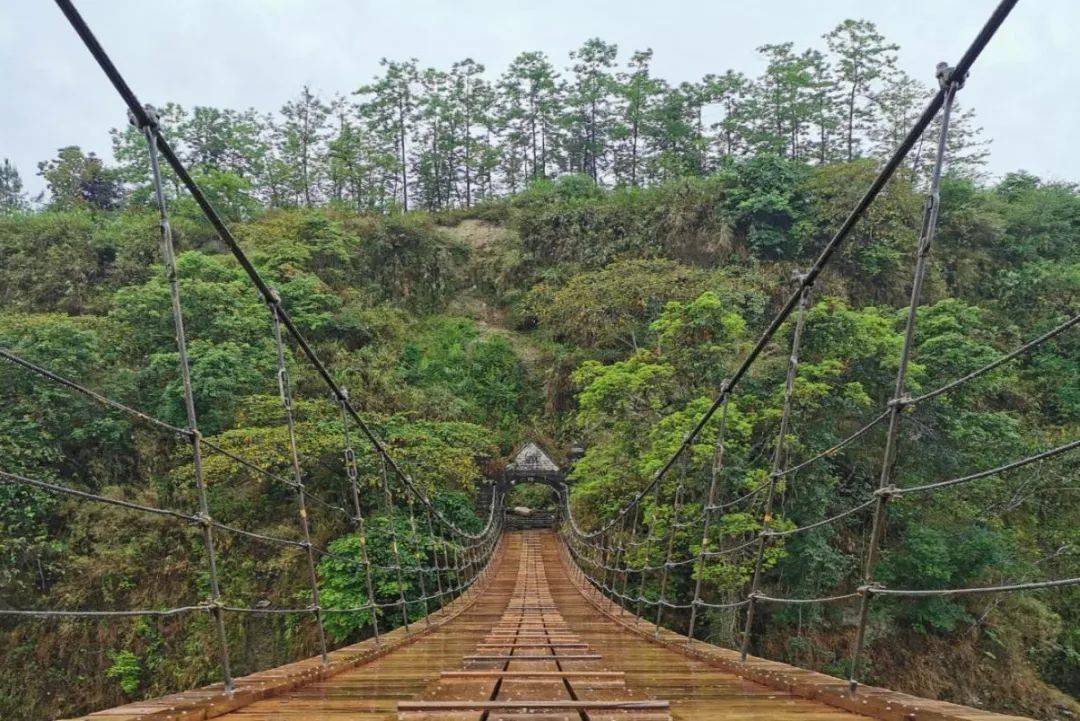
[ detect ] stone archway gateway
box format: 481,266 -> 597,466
504,441 -> 564,487
500,441 -> 566,529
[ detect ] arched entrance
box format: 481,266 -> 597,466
500,441 -> 565,530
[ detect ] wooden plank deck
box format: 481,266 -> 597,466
71,529 -> 1032,721
208,531 -> 862,720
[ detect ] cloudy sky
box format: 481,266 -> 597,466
3,0 -> 1076,197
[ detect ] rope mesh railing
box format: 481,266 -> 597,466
558,0 -> 1079,696
2,0 -> 1076,709
0,0 -> 507,698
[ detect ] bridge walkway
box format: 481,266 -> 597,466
213,530 -> 859,720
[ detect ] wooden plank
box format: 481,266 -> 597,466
398,700 -> 670,710
74,531 -> 1036,721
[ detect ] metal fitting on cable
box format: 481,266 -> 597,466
127,103 -> 160,131
935,62 -> 967,90
192,512 -> 212,528
857,582 -> 884,596
887,394 -> 913,409
874,485 -> 900,498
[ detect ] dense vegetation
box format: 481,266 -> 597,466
0,17 -> 1077,721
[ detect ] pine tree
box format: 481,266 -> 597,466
612,49 -> 664,186
703,70 -> 751,165
450,59 -> 488,207
358,59 -> 419,211
750,43 -> 817,159
0,158 -> 27,213
497,51 -> 561,188
565,39 -> 618,182
279,86 -> 330,207
824,19 -> 899,161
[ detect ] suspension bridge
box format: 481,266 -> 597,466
2,0 -> 1078,719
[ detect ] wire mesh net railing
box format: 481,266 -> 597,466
558,0 -> 1078,695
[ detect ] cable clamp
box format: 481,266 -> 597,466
201,599 -> 224,611
935,62 -> 967,90
856,582 -> 884,596
128,103 -> 160,131
887,395 -> 912,409
192,512 -> 212,527
874,485 -> 900,499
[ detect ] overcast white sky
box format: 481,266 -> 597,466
3,1 -> 1076,197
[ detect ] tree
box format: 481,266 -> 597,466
182,106 -> 268,182
449,59 -> 489,207
704,70 -> 752,163
824,19 -> 898,160
647,82 -> 703,181
109,102 -> 188,200
565,39 -> 618,181
0,159 -> 27,213
37,146 -> 123,211
497,51 -> 561,189
748,43 -> 818,160
278,86 -> 330,206
414,67 -> 455,210
612,50 -> 664,186
358,59 -> 419,212
800,49 -> 841,164
870,70 -> 929,162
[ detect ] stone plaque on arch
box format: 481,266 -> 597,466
507,442 -> 560,474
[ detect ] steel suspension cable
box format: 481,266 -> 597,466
560,0 -> 1021,541
741,279 -> 812,660
140,114 -> 235,689
54,0 -> 487,542
848,70 -> 961,694
269,300 -> 329,664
